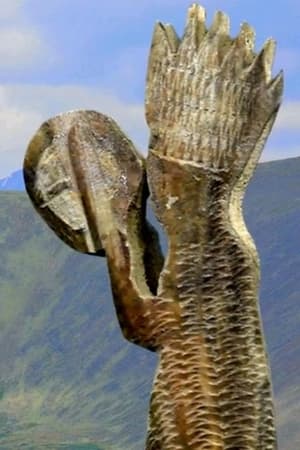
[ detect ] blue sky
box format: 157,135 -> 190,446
0,0 -> 299,177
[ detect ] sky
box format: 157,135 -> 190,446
0,0 -> 299,178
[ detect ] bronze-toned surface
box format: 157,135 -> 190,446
23,3 -> 283,449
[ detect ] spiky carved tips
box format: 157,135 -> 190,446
210,10 -> 229,35
145,3 -> 283,173
182,3 -> 206,49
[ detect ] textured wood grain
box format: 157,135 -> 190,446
144,5 -> 283,449
23,3 -> 283,449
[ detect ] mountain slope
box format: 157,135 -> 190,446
0,157 -> 299,449
0,170 -> 25,191
244,157 -> 300,450
0,192 -> 157,449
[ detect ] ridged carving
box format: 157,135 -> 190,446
23,3 -> 283,449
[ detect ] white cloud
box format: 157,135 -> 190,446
261,146 -> 300,162
275,101 -> 300,130
0,0 -> 53,70
252,101 -> 300,161
0,84 -> 148,178
0,0 -> 23,21
0,27 -> 49,69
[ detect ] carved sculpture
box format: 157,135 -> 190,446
23,4 -> 283,449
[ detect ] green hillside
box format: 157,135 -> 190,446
0,192 -> 156,449
0,156 -> 300,449
244,157 -> 300,450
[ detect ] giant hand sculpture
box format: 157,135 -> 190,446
23,4 -> 283,449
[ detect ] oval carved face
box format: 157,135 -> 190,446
23,110 -> 145,255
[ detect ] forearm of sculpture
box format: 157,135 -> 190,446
102,222 -> 176,352
23,110 -> 179,352
66,119 -> 180,352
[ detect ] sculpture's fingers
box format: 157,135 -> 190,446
235,71 -> 284,189
180,3 -> 206,53
145,22 -> 179,133
246,38 -> 276,84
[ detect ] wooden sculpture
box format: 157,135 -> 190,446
23,4 -> 283,449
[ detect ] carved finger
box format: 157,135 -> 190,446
180,3 -> 206,52
145,22 -> 178,132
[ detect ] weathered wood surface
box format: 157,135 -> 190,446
23,3 -> 283,449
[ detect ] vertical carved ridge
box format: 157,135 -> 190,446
67,124 -> 103,253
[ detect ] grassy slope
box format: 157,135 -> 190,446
0,193 -> 156,449
0,157 -> 299,449
243,157 -> 300,450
